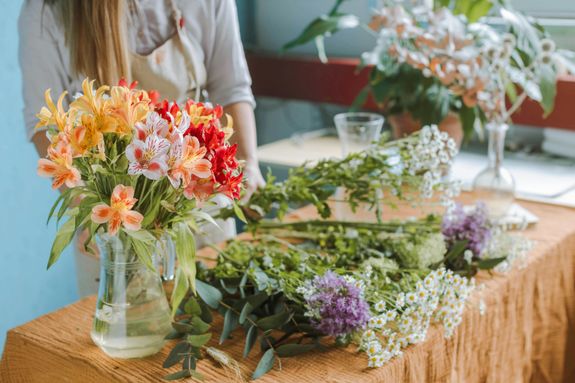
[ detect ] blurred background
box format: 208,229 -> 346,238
1,0 -> 575,353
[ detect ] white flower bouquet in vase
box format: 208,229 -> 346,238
36,79 -> 245,358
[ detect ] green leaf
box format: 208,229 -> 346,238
46,191 -> 66,225
199,299 -> 214,324
124,229 -> 157,269
243,325 -> 258,358
172,322 -> 195,334
196,280 -> 222,309
276,343 -> 317,357
252,348 -> 276,380
141,197 -> 162,228
282,14 -> 358,54
350,85 -> 371,112
190,211 -> 222,231
478,256 -> 507,270
47,217 -> 77,269
240,292 -> 268,324
163,342 -> 191,368
187,333 -> 212,348
539,64 -> 557,117
233,202 -> 248,224
219,309 -> 240,344
171,269 -> 189,317
174,223 -> 197,295
445,240 -> 469,263
184,298 -> 202,316
465,0 -> 493,23
165,330 -> 184,340
459,104 -> 477,142
256,311 -> 292,331
189,316 -> 211,334
163,370 -> 191,381
239,302 -> 254,325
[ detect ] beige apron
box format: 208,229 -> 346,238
75,0 -> 236,296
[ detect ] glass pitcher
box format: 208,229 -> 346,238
90,233 -> 172,359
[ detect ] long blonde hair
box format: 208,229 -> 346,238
48,0 -> 131,85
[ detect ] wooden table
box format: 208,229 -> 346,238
2,196 -> 575,382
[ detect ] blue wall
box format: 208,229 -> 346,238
0,0 -> 78,354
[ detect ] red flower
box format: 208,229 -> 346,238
218,172 -> 243,200
155,100 -> 182,123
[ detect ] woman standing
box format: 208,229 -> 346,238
19,0 -> 264,294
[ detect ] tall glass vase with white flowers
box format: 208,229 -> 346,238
36,79 -> 245,358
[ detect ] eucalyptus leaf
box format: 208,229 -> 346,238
196,279 -> 222,309
163,342 -> 191,368
243,325 -> 258,358
184,298 -> 202,316
219,309 -> 240,344
189,316 -> 211,334
163,370 -> 191,381
187,332 -> 212,348
252,348 -> 276,380
256,311 -> 292,331
276,343 -> 317,357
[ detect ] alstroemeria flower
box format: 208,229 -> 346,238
183,177 -> 215,201
36,89 -> 69,132
134,111 -> 170,141
91,184 -> 143,235
218,172 -> 243,200
37,143 -> 83,189
167,136 -> 211,188
126,134 -> 170,180
109,85 -> 152,136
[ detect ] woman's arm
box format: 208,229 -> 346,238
225,102 -> 265,199
19,0 -> 70,157
202,0 -> 264,198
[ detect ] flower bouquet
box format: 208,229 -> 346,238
36,78 -> 244,358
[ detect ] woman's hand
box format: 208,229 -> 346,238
242,158 -> 265,202
223,102 -> 264,202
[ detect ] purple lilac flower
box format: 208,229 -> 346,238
305,271 -> 370,337
442,202 -> 491,257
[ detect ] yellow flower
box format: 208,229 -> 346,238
108,85 -> 151,136
35,89 -> 69,132
70,79 -> 117,134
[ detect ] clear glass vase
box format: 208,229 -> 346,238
333,112 -> 385,220
91,233 -> 172,359
334,112 -> 384,157
472,122 -> 516,218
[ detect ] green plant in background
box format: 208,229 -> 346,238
283,0 -> 575,140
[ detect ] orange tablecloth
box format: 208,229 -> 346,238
2,196 -> 575,382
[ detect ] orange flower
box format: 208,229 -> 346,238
183,177 -> 215,202
36,89 -> 70,132
108,85 -> 152,136
167,136 -> 212,188
91,185 -> 143,235
37,142 -> 83,189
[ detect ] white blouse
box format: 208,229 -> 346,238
18,0 -> 255,139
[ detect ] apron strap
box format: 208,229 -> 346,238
170,0 -> 201,102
